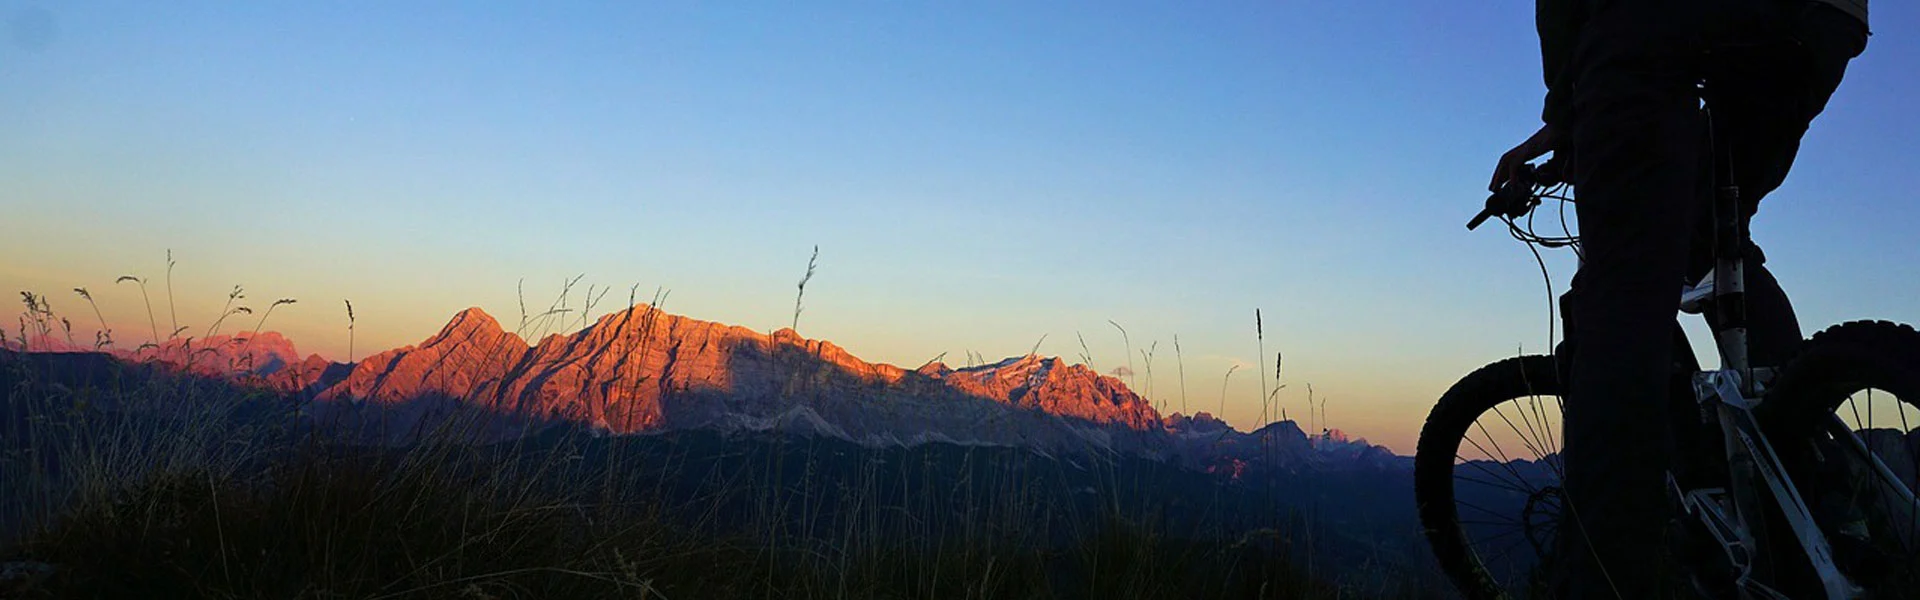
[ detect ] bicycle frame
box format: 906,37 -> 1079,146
1662,95 -> 1867,599
1685,369 -> 1854,598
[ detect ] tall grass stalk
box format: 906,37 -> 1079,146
1257,309 -> 1268,426
1108,320 -> 1135,390
344,299 -> 356,363
1307,384 -> 1317,438
1140,341 -> 1157,410
1219,363 -> 1240,417
792,245 -> 818,333
1175,334 -> 1188,414
73,287 -> 112,350
114,275 -> 159,352
203,285 -> 247,339
165,249 -> 179,341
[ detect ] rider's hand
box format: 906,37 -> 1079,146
1490,123 -> 1560,192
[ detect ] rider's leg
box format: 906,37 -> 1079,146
1555,4 -> 1706,596
1552,4 -> 1867,597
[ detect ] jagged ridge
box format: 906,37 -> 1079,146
302,305 -> 1397,470
9,304 -> 1401,470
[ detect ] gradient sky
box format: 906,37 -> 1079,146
4,1 -> 1918,453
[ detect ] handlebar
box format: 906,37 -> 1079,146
1467,159 -> 1563,231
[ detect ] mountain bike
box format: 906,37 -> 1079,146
1413,94 -> 1920,597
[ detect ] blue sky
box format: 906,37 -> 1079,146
4,1 -> 1917,452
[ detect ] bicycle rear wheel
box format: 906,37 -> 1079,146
1415,355 -> 1567,600
1762,320 -> 1920,598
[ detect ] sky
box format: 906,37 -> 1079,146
4,1 -> 1918,453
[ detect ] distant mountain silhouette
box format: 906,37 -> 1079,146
4,328 -> 350,395
9,305 -> 1403,472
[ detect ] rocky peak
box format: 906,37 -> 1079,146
321,306 -> 529,405
1165,411 -> 1232,435
424,307 -> 523,350
941,354 -> 1161,430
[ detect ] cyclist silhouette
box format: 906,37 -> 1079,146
1488,0 -> 1867,596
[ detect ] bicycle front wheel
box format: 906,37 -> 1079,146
1415,355 -> 1566,600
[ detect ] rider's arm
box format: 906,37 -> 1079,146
1536,0 -> 1583,128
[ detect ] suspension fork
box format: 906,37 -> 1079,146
1703,103 -> 1753,381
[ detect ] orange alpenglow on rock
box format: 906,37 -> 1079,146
315,306 -> 1162,441
6,304 -> 1397,468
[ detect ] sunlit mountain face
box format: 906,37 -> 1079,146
4,303 -> 1403,471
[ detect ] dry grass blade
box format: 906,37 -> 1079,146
345,299 -> 356,363
115,274 -> 160,348
792,245 -> 819,333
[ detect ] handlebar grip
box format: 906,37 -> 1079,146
1467,208 -> 1496,231
1468,159 -> 1560,231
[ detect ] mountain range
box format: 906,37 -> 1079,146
6,304 -> 1402,474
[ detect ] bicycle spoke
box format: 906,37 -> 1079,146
1469,526 -> 1530,548
1475,531 -> 1543,584
1529,394 -> 1562,466
1460,435 -> 1540,495
1526,395 -> 1560,458
1471,417 -> 1549,488
1471,419 -> 1520,465
1491,403 -> 1552,465
1456,472 -> 1538,496
1467,525 -> 1535,569
1896,389 -> 1911,440
1457,454 -> 1531,491
1458,498 -> 1525,524
1893,389 -> 1920,555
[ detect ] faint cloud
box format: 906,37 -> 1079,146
9,6 -> 57,53
1196,354 -> 1255,372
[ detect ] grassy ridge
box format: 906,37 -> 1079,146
11,448 -> 1337,599
0,350 -> 1436,599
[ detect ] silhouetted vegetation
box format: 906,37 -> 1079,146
2,272 -> 1441,599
